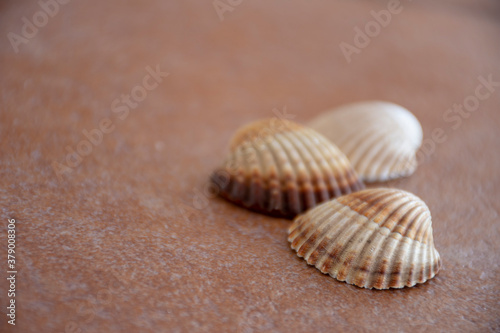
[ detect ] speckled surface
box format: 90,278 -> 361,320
1,0 -> 499,332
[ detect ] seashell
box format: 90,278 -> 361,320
307,101 -> 423,182
211,118 -> 364,218
288,188 -> 441,289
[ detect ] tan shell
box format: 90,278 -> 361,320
211,119 -> 364,218
308,101 -> 423,182
288,188 -> 441,289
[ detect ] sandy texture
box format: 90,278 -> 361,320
0,0 -> 499,332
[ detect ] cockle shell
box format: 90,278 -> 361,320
308,101 -> 423,182
288,188 -> 441,289
211,119 -> 364,218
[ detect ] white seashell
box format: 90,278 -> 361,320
211,119 -> 364,218
308,101 -> 423,182
288,188 -> 441,289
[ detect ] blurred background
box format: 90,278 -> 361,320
1,0 -> 499,332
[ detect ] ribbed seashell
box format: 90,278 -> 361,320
308,101 -> 423,182
211,119 -> 364,218
288,188 -> 441,289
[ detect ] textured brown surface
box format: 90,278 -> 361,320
1,0 -> 500,332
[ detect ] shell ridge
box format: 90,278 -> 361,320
409,211 -> 432,243
431,245 -> 441,278
271,133 -> 310,212
303,203 -> 364,259
265,135 -> 289,180
306,131 -> 354,193
353,187 -> 395,205
417,243 -> 429,283
350,190 -> 403,221
289,201 -> 341,244
259,141 -> 280,209
369,145 -> 402,181
433,248 -> 442,275
338,126 -> 381,160
344,220 -> 381,287
357,228 -> 391,289
320,210 -> 369,276
342,197 -> 374,215
313,209 -> 360,270
287,130 -> 331,201
393,204 -> 425,238
425,242 -> 434,280
361,150 -> 392,182
360,193 -> 410,236
347,209 -> 394,287
385,235 -> 412,288
335,213 -> 379,282
406,239 -> 423,286
288,210 -> 310,236
385,144 -> 416,179
251,141 -> 276,209
290,214 -> 324,251
398,237 -> 417,287
302,204 -> 352,262
400,204 -> 426,239
380,233 -> 406,289
377,198 -> 419,231
240,143 -> 256,203
352,188 -> 387,203
280,131 -> 320,208
369,194 -> 411,227
416,213 -> 433,243
229,147 -> 247,200
289,203 -> 335,250
366,194 -> 416,287
288,203 -> 326,236
295,204 -> 346,257
428,246 -> 436,278
352,224 -> 391,288
283,131 -> 318,178
350,130 -> 392,176
421,220 -> 434,244
251,141 -> 271,183
364,137 -> 407,181
263,137 -> 289,212
244,142 -> 265,207
335,190 -> 386,218
365,231 -> 400,289
300,129 -> 347,196
342,126 -> 384,160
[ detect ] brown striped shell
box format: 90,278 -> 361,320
211,119 -> 364,218
288,188 -> 441,289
